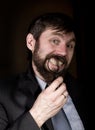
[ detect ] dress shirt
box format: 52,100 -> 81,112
36,76 -> 85,130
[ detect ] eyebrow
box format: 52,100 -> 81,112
51,31 -> 64,37
51,31 -> 76,43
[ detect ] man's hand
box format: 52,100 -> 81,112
29,77 -> 68,127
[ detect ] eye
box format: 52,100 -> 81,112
66,43 -> 75,49
51,39 -> 60,45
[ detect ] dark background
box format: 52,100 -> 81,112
0,0 -> 94,129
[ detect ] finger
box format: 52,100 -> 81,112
53,92 -> 68,108
62,91 -> 68,99
46,76 -> 63,92
52,83 -> 66,98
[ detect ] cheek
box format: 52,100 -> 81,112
38,48 -> 49,59
38,45 -> 53,58
67,51 -> 74,64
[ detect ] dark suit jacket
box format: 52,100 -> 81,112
0,67 -> 88,130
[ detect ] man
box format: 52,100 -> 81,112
0,12 -> 85,130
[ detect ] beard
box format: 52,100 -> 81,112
32,42 -> 68,84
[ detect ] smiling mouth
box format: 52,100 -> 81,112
46,57 -> 65,73
50,58 -> 63,66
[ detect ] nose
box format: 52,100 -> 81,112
56,44 -> 67,56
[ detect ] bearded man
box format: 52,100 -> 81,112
0,13 -> 85,130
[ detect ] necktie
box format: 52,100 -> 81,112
52,109 -> 72,130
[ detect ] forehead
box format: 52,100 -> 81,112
40,28 -> 76,40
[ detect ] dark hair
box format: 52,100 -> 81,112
27,12 -> 76,61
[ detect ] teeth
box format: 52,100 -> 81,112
58,61 -> 63,66
50,58 -> 57,65
50,58 -> 63,66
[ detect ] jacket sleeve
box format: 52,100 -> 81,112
0,104 -> 40,130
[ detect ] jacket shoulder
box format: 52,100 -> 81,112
0,75 -> 18,99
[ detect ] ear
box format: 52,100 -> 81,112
26,33 -> 36,52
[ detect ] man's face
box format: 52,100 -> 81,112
32,29 -> 76,83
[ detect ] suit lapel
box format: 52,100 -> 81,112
13,67 -> 42,111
